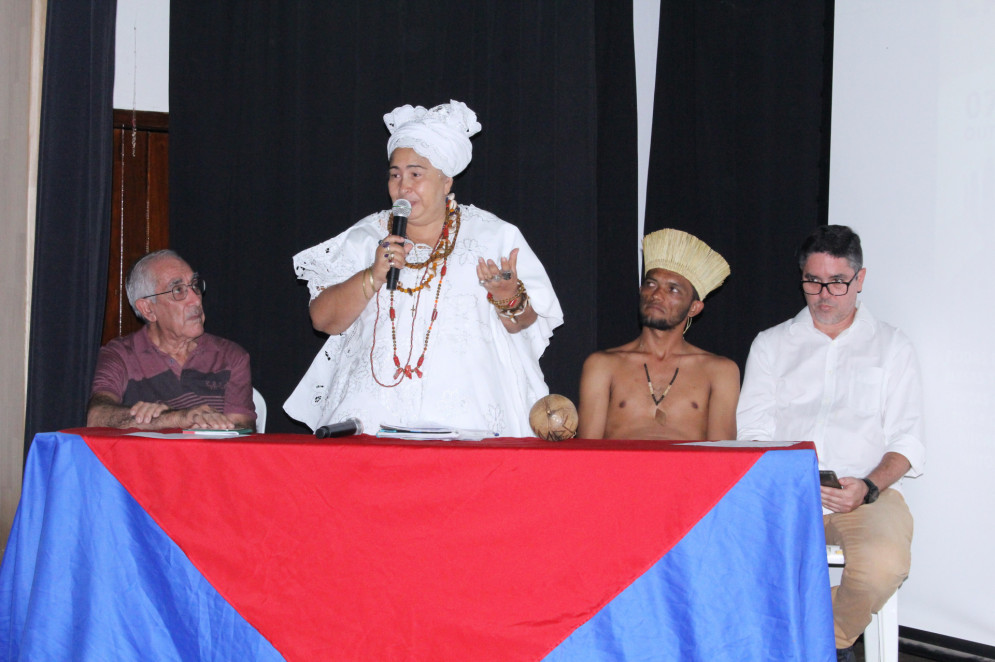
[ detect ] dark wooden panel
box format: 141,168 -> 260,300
103,113 -> 170,345
147,132 -> 170,249
113,109 -> 169,132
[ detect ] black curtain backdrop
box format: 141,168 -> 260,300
23,0 -> 116,454
170,1 -> 638,432
646,1 -> 834,371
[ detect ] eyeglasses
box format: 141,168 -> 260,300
141,276 -> 206,302
800,273 -> 858,297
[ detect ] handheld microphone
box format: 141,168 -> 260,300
314,417 -> 364,439
386,199 -> 411,291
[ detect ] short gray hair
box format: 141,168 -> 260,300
126,249 -> 185,322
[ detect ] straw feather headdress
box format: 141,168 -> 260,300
642,229 -> 730,299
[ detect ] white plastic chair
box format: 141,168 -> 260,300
827,545 -> 899,662
252,388 -> 267,433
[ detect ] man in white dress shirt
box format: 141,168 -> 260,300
736,225 -> 924,662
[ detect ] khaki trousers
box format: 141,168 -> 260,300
824,489 -> 913,648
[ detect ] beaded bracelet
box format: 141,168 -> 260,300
487,280 -> 526,309
500,292 -> 529,314
497,292 -> 531,324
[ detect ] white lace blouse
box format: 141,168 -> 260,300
284,204 -> 564,436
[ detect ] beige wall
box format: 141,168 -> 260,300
0,0 -> 44,558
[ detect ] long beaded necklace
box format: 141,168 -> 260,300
392,194 -> 461,295
643,364 -> 679,426
370,194 -> 462,386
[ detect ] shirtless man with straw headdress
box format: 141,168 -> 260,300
578,229 -> 739,441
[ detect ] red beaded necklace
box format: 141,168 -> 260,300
370,194 -> 461,386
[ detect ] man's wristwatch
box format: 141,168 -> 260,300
861,477 -> 880,504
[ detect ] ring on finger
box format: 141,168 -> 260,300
500,270 -> 512,280
478,279 -> 487,286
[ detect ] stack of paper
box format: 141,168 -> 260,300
125,428 -> 254,439
377,423 -> 498,441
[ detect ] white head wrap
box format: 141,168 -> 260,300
384,100 -> 482,177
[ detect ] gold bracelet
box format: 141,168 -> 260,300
487,280 -> 526,309
366,267 -> 376,296
360,267 -> 373,299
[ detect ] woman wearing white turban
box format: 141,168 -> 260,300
285,100 -> 563,436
